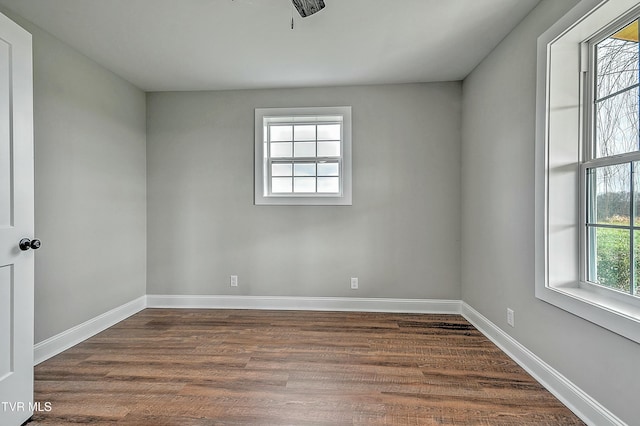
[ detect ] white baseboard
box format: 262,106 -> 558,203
146,294 -> 462,314
461,302 -> 626,426
33,295 -> 147,365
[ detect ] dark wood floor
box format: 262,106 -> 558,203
28,309 -> 584,425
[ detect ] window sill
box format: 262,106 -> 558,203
536,282 -> 640,344
254,194 -> 351,206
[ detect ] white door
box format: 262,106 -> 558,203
0,11 -> 34,426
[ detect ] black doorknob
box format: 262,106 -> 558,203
19,238 -> 41,251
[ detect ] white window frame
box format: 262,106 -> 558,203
254,106 -> 352,206
536,0 -> 640,344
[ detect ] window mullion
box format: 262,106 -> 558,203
630,163 -> 635,295
584,165 -> 594,281
635,22 -> 640,295
594,82 -> 640,104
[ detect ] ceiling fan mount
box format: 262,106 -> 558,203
292,0 -> 325,18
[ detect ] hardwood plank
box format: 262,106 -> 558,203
26,309 -> 585,425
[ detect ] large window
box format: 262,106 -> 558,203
536,0 -> 640,344
254,107 -> 352,205
584,17 -> 640,297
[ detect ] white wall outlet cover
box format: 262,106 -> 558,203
507,308 -> 515,327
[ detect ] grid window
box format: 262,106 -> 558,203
536,0 -> 640,345
255,107 -> 352,205
267,121 -> 341,195
585,17 -> 640,297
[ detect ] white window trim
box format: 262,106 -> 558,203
254,106 -> 352,206
535,0 -> 640,344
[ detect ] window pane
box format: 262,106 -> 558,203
272,177 -> 292,193
317,162 -> 339,176
294,142 -> 315,158
587,163 -> 631,225
294,177 -> 315,193
318,177 -> 339,193
294,125 -> 316,141
270,125 -> 292,142
317,124 -> 341,140
270,142 -> 292,158
596,20 -> 639,100
317,141 -> 340,157
590,227 -> 631,293
294,163 -> 316,176
595,87 -> 639,157
272,163 -> 292,177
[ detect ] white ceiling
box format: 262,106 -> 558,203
0,0 -> 540,92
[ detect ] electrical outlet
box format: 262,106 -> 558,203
351,277 -> 358,289
230,275 -> 238,287
507,308 -> 515,327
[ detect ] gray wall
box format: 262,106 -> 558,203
147,84 -> 461,299
461,0 -> 640,423
1,9 -> 148,343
